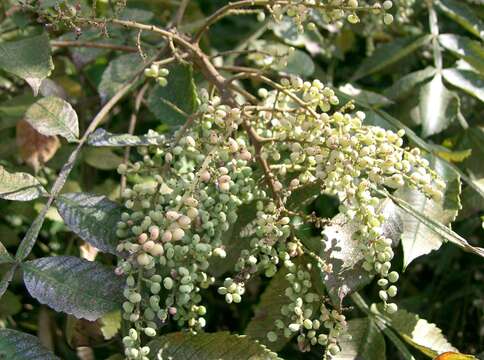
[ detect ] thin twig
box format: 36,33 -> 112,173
120,82 -> 150,196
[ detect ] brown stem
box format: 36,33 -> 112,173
50,40 -> 138,52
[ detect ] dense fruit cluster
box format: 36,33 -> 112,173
268,0 -> 395,32
114,75 -> 444,358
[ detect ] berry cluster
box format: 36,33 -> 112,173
114,75 -> 444,358
268,0 -> 395,33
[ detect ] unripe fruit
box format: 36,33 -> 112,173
137,253 -> 151,266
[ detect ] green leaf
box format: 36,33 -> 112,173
0,290 -> 22,316
22,256 -> 124,321
381,307 -> 458,358
334,318 -> 386,360
0,166 -> 47,201
0,33 -> 54,96
0,240 -> 13,264
209,203 -> 258,277
56,193 -> 123,255
318,199 -> 402,306
87,128 -> 167,147
83,147 -> 123,170
396,156 -> 462,269
439,34 -> 484,74
0,329 -> 59,359
442,68 -> 484,102
147,332 -> 282,360
352,35 -> 432,80
419,74 -> 459,138
437,0 -> 484,40
25,96 -> 79,142
0,264 -> 16,299
147,63 -> 198,126
98,53 -> 146,103
244,267 -> 294,352
284,47 -> 315,77
15,206 -> 49,261
384,67 -> 437,101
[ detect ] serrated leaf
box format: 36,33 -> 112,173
147,63 -> 198,126
22,256 -> 124,321
16,119 -> 61,172
383,308 -> 458,358
334,318 -> 386,360
396,157 -> 461,269
352,35 -> 432,80
318,199 -> 402,306
419,74 -> 459,137
98,53 -> 146,103
442,68 -> 484,102
25,96 -> 79,142
437,0 -> 484,40
0,33 -> 54,96
245,267 -> 294,351
385,67 -> 437,101
83,147 -> 123,170
439,34 -> 484,74
56,193 -> 123,255
0,329 -> 59,359
0,165 -> 47,201
87,128 -> 167,147
147,332 -> 282,360
100,310 -> 122,340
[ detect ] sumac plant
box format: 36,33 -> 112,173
0,0 -> 483,359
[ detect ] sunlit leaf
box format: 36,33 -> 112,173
0,166 -> 47,201
442,68 -> 484,102
87,128 -> 167,147
147,332 -> 282,360
375,306 -> 458,358
22,256 -> 124,321
439,34 -> 484,74
419,74 -> 459,137
396,156 -> 462,269
24,96 -> 79,142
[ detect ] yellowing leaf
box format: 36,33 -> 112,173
436,149 -> 472,163
434,352 -> 477,360
99,310 -> 121,340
